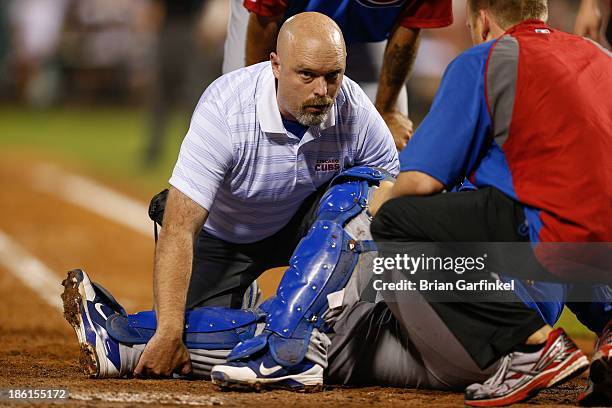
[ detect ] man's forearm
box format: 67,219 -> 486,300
245,12 -> 283,66
375,25 -> 420,113
391,171 -> 444,198
152,227 -> 195,337
370,171 -> 444,216
152,188 -> 208,337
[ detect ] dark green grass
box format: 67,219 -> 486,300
0,106 -> 188,191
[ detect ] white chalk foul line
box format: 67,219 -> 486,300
32,163 -> 152,236
70,391 -> 224,406
0,230 -> 63,312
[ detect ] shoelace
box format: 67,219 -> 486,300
482,352 -> 539,389
482,354 -> 512,387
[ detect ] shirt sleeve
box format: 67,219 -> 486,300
399,0 -> 453,29
243,0 -> 288,17
354,101 -> 400,177
169,90 -> 234,212
399,44 -> 493,187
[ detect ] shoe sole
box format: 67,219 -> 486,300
61,269 -> 99,377
211,371 -> 323,392
465,349 -> 589,407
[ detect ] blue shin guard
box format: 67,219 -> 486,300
106,307 -> 263,350
227,166 -> 385,368
106,307 -> 265,377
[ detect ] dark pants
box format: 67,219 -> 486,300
371,188 -> 547,368
186,186 -> 327,309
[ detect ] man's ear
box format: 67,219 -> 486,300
479,9 -> 491,41
270,52 -> 281,79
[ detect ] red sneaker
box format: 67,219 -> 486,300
465,328 -> 589,407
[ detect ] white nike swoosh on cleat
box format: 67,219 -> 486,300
94,303 -> 108,320
259,362 -> 282,376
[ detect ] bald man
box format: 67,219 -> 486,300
98,12 -> 397,379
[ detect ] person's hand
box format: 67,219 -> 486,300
574,0 -> 602,42
381,110 -> 413,150
369,180 -> 395,217
134,332 -> 192,378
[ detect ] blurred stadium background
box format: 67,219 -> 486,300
0,0 -> 609,338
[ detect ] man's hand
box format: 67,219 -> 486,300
381,110 -> 413,150
134,332 -> 192,378
574,0 -> 602,42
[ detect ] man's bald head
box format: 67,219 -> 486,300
271,12 -> 347,127
276,12 -> 346,61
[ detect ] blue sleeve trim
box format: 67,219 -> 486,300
400,41 -> 495,188
399,163 -> 450,187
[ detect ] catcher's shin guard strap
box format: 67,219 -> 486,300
330,166 -> 385,185
317,166 -> 383,224
106,307 -> 262,350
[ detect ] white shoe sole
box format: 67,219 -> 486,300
211,364 -> 323,391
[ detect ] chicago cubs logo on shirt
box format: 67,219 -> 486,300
315,159 -> 340,172
355,0 -> 406,8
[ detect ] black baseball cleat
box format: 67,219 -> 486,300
578,321 -> 612,406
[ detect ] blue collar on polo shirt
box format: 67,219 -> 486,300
281,117 -> 308,139
256,65 -> 336,142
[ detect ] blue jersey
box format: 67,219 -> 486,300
245,0 -> 453,44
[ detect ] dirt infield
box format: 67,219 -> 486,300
0,152 -> 595,407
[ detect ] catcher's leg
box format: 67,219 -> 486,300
210,166 -> 388,390
61,268 -> 264,378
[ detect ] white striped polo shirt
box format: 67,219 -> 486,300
169,62 -> 399,244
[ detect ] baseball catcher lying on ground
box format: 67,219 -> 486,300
61,167 -> 610,406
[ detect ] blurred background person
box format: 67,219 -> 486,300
61,0 -> 153,104
222,0 -> 249,74
574,0 -> 611,45
143,0 -> 207,167
144,0 -> 230,167
7,0 -> 69,107
0,2 -> 9,96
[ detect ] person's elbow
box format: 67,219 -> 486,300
392,171 -> 444,198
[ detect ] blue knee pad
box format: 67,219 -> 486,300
106,307 -> 263,350
228,166 -> 385,367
